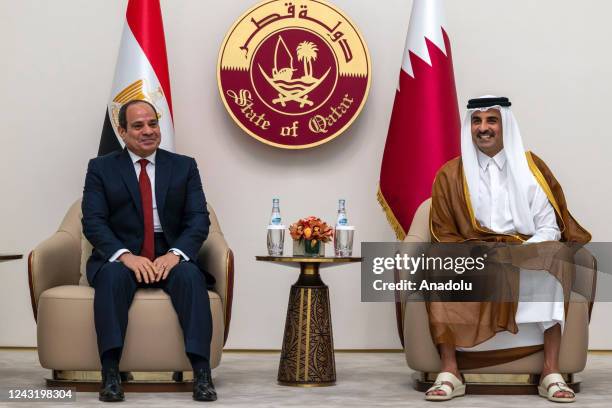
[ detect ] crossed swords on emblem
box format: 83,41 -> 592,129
258,36 -> 331,108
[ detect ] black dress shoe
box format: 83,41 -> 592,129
99,367 -> 125,402
193,368 -> 217,402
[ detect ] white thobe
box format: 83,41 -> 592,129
458,150 -> 565,351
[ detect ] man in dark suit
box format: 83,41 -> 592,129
82,100 -> 217,402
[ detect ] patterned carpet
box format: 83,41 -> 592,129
0,350 -> 610,407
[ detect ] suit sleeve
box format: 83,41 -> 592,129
82,159 -> 126,259
171,158 -> 210,260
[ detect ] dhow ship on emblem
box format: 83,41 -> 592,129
259,36 -> 331,108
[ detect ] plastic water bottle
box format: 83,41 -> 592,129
336,199 -> 348,227
270,198 -> 281,225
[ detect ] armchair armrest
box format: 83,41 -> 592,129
571,246 -> 597,319
395,234 -> 431,347
28,230 -> 81,321
197,231 -> 234,345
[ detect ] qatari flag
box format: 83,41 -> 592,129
378,0 -> 460,240
98,0 -> 175,156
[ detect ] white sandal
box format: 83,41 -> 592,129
425,372 -> 466,401
538,373 -> 576,403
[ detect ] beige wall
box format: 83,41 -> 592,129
1,0 -> 611,349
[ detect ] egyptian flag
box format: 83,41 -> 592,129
377,0 -> 460,240
98,0 -> 175,156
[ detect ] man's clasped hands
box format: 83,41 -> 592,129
118,252 -> 180,283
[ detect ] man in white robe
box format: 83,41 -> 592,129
426,96 -> 577,403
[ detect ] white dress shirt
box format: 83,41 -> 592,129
108,149 -> 188,262
474,149 -> 561,242
458,149 -> 564,351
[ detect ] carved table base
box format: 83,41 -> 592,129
256,255 -> 361,386
277,264 -> 335,386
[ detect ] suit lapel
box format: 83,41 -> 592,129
155,149 -> 172,226
118,149 -> 143,220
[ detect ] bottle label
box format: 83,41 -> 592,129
271,217 -> 281,225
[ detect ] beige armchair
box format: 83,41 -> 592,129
28,199 -> 234,388
398,199 -> 594,393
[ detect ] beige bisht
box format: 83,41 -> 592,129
428,151 -> 594,369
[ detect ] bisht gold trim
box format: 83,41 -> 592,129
525,151 -> 566,234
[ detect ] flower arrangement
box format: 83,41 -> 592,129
289,216 -> 333,254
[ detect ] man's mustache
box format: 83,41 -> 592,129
477,131 -> 495,137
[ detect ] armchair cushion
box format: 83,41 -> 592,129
37,285 -> 225,370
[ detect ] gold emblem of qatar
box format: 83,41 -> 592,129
218,0 -> 371,149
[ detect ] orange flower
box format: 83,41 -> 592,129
304,227 -> 312,239
289,216 -> 334,243
289,223 -> 304,240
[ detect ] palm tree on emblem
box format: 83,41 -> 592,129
258,37 -> 330,108
297,41 -> 319,79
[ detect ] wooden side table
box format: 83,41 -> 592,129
256,255 -> 361,387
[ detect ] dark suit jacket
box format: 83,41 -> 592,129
82,148 -> 212,285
